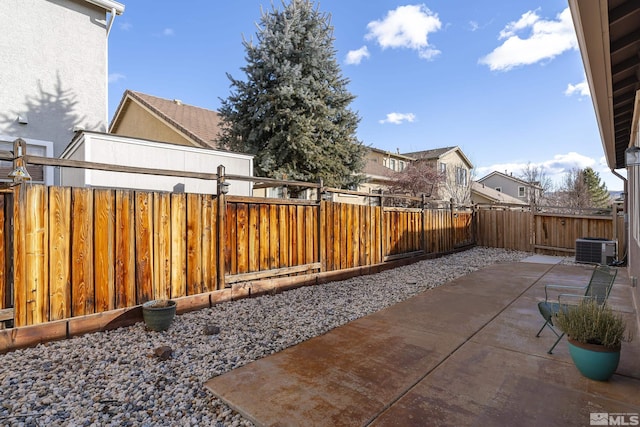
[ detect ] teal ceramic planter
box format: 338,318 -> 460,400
567,338 -> 620,381
142,300 -> 176,332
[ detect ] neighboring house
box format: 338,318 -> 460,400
402,146 -> 473,203
329,149 -> 414,204
109,90 -> 221,149
471,182 -> 528,206
60,131 -> 253,196
360,148 -> 414,190
0,0 -> 125,184
477,171 -> 543,205
568,0 -> 640,286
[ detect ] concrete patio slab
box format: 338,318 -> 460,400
371,342 -> 640,427
204,263 -> 640,426
521,254 -> 565,264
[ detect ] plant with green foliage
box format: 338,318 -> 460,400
582,167 -> 610,208
218,0 -> 366,189
555,299 -> 631,349
559,167 -> 610,209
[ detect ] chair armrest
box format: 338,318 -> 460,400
544,284 -> 588,301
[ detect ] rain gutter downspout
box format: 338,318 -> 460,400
106,8 -> 116,36
611,168 -> 628,266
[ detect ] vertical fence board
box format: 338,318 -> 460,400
201,196 -> 214,293
11,187 -> 24,326
259,204 -> 270,270
94,189 -> 115,313
48,187 -> 71,321
154,193 -> 171,300
235,203 -> 248,274
0,195 -> 4,310
278,205 -> 289,268
170,193 -> 186,298
71,188 -> 94,317
25,185 -> 47,324
296,206 -> 304,267
333,203 -> 341,270
269,205 -> 279,269
248,204 -> 260,272
186,193 -> 203,295
135,192 -> 154,303
226,203 -> 238,275
305,206 -> 314,265
13,186 -> 26,326
115,190 -> 136,308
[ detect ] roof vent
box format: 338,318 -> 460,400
173,99 -> 182,105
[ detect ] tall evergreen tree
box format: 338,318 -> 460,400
559,167 -> 610,209
583,167 -> 610,208
218,0 -> 365,188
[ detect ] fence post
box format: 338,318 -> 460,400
216,165 -> 227,290
529,201 -> 535,252
450,198 -> 455,250
318,179 -> 325,272
379,191 -> 385,261
422,194 -> 427,253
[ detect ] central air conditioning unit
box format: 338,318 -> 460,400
575,238 -> 617,265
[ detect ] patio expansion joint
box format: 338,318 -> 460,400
362,262 -> 559,427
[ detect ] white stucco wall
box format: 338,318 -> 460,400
60,132 -> 254,196
0,0 -> 109,160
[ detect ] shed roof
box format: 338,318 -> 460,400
109,90 -> 222,149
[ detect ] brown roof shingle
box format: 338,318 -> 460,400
111,90 -> 222,149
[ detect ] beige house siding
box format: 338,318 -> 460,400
110,101 -> 196,147
436,150 -> 471,202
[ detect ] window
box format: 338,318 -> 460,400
389,158 -> 396,171
0,136 -> 53,184
399,160 -> 405,171
455,167 -> 468,186
518,186 -> 526,197
439,162 -> 447,174
495,187 -> 502,192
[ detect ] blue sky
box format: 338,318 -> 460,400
107,0 -> 624,191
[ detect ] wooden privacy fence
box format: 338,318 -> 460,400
476,205 -> 625,257
1,184 -> 475,328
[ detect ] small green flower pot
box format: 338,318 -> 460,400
567,338 -> 620,381
142,300 -> 176,332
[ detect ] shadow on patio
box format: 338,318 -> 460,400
205,260 -> 640,426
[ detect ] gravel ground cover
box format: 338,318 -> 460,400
0,247 -> 542,426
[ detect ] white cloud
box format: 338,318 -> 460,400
345,46 -> 370,65
163,28 -> 175,36
108,73 -> 126,84
565,80 -> 590,97
469,21 -> 480,32
479,8 -> 577,71
365,5 -> 442,60
379,112 -> 416,125
476,152 -> 596,186
119,22 -> 132,31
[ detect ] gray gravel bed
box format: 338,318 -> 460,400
0,247 -> 532,426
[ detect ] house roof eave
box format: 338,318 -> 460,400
83,0 -> 125,14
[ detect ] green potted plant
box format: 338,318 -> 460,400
555,299 -> 632,381
142,299 -> 176,332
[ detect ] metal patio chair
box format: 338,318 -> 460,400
536,264 -> 617,354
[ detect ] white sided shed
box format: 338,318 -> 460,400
60,131 -> 253,195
